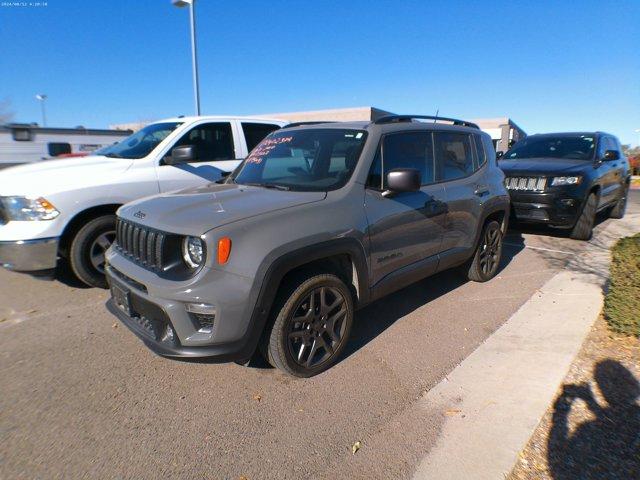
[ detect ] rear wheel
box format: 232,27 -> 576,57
262,274 -> 354,377
69,215 -> 116,288
465,220 -> 503,282
608,184 -> 628,219
570,193 -> 597,240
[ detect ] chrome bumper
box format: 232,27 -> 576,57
0,237 -> 59,272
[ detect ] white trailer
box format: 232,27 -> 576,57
0,123 -> 132,169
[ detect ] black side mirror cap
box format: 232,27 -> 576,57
603,150 -> 620,161
165,145 -> 196,165
383,168 -> 421,196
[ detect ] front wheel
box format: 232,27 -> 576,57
608,185 -> 629,219
465,220 -> 503,282
69,215 -> 116,288
262,274 -> 354,377
570,193 -> 597,240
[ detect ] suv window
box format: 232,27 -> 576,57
435,132 -> 474,181
172,122 -> 234,162
367,131 -> 434,189
242,123 -> 281,152
473,134 -> 486,168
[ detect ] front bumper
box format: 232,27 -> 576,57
508,190 -> 583,228
0,237 -> 59,272
104,254 -> 258,361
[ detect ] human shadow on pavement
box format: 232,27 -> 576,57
547,359 -> 640,480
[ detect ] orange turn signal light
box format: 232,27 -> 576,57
217,237 -> 232,264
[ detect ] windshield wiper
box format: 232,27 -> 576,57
103,152 -> 123,158
240,182 -> 290,191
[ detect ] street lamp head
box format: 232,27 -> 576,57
172,0 -> 193,7
35,94 -> 47,101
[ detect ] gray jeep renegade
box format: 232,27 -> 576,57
105,115 -> 510,377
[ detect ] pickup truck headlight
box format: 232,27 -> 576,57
551,176 -> 582,187
182,236 -> 204,268
0,196 -> 60,221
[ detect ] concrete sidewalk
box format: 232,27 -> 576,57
413,211 -> 640,480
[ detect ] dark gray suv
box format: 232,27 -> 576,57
105,115 -> 510,377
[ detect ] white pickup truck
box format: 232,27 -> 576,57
0,116 -> 285,287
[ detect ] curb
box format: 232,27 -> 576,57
412,213 -> 640,480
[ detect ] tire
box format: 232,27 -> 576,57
570,193 -> 597,240
465,220 -> 503,282
608,185 -> 629,219
262,273 -> 354,377
69,214 -> 116,288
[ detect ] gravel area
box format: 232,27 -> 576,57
509,316 -> 640,480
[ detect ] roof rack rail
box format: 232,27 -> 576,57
374,115 -> 479,129
283,121 -> 337,128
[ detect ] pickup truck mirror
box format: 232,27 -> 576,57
383,168 -> 421,196
165,145 -> 197,165
603,150 -> 620,161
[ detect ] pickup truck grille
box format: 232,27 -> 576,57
504,176 -> 547,192
115,218 -> 165,271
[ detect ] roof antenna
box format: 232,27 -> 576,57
433,108 -> 439,123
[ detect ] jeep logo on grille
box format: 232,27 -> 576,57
133,211 -> 146,219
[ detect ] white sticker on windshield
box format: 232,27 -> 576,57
356,132 -> 363,139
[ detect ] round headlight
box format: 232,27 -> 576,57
182,236 -> 204,268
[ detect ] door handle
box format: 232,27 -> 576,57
474,185 -> 490,197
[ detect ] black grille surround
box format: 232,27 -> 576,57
115,218 -> 167,271
114,217 -> 205,280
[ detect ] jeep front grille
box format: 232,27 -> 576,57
505,176 -> 547,192
115,218 -> 165,271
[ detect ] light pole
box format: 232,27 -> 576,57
172,0 -> 201,116
35,94 -> 47,126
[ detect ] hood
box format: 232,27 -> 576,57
118,183 -> 327,236
0,156 -> 133,197
499,157 -> 592,175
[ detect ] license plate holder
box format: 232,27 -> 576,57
111,283 -> 133,316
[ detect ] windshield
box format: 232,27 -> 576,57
97,122 -> 182,159
232,129 -> 367,191
505,135 -> 595,160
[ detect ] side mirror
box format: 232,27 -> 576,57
165,145 -> 196,165
496,151 -> 504,159
383,168 -> 421,196
603,150 -> 620,161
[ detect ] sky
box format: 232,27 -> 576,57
1,0 -> 639,145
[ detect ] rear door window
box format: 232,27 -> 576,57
473,134 -> 486,168
434,132 -> 474,181
242,123 -> 281,152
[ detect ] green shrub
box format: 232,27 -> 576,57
604,233 -> 640,336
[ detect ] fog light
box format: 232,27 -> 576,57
185,303 -> 216,334
560,199 -> 576,207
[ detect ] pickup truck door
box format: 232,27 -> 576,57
364,131 -> 447,287
156,121 -> 246,193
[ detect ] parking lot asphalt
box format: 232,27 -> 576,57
1,191 -> 638,480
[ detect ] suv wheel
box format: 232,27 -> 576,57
466,220 -> 503,282
570,193 -> 597,240
69,214 -> 116,288
608,185 -> 628,219
263,274 -> 354,377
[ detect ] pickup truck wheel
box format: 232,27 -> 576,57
570,193 -> 597,240
69,215 -> 116,288
466,220 -> 503,282
608,185 -> 628,219
263,274 -> 354,377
